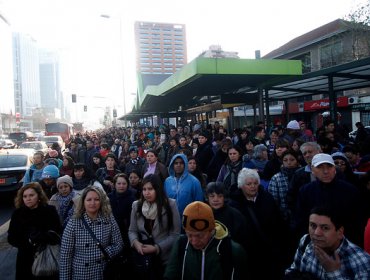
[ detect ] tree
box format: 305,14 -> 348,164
343,1 -> 370,60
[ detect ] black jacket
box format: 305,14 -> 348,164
8,205 -> 62,280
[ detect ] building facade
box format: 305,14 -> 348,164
12,32 -> 41,118
0,14 -> 15,133
134,21 -> 187,74
262,19 -> 370,130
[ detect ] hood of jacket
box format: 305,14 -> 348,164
168,153 -> 189,178
214,220 -> 229,240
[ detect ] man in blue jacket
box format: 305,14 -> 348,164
164,154 -> 204,215
23,151 -> 45,185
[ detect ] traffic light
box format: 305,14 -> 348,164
113,109 -> 117,118
15,112 -> 21,124
84,105 -> 87,112
72,94 -> 77,103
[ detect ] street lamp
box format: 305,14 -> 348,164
100,14 -> 127,127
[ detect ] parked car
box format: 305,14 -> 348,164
348,126 -> 370,141
0,149 -> 34,192
0,139 -> 17,149
40,135 -> 64,150
19,141 -> 49,156
8,131 -> 35,146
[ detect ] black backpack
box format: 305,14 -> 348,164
178,234 -> 234,279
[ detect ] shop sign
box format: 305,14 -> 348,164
303,96 -> 348,111
351,103 -> 370,111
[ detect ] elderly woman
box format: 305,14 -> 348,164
230,168 -> 287,280
243,144 -> 269,176
59,186 -> 123,280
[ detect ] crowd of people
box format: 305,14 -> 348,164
7,118 -> 370,279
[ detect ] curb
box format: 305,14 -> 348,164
0,220 -> 9,237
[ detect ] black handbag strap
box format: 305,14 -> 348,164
81,216 -> 110,260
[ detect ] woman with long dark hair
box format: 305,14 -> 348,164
109,174 -> 137,252
263,139 -> 290,180
129,174 -> 180,279
128,169 -> 143,199
217,145 -> 244,195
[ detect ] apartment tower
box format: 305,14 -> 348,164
134,21 -> 187,74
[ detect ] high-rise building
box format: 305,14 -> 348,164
12,32 -> 41,117
0,14 -> 14,116
39,49 -> 62,118
134,21 -> 187,74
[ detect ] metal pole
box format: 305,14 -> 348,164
118,17 -> 127,127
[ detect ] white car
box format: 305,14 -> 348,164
19,141 -> 49,156
41,135 -> 65,150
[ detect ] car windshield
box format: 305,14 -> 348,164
0,155 -> 28,168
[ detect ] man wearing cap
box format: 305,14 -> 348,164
164,201 -> 248,280
281,120 -> 303,145
124,145 -> 144,174
288,142 -> 322,219
37,164 -> 60,198
295,153 -> 366,247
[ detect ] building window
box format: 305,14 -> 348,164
292,52 -> 311,73
320,41 -> 343,69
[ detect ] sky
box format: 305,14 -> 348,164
0,0 -> 367,124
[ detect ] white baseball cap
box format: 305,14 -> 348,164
287,120 -> 300,130
311,153 -> 335,167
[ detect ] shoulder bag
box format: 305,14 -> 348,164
32,230 -> 61,277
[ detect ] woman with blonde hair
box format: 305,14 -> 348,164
8,182 -> 62,279
60,186 -> 123,280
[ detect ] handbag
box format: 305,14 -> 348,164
81,216 -> 123,280
32,243 -> 60,276
131,231 -> 158,277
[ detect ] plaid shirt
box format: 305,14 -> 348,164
268,171 -> 291,222
286,234 -> 370,279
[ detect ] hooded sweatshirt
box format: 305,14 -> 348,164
164,154 -> 204,215
164,221 -> 248,280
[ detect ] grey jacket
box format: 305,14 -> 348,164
129,198 -> 181,264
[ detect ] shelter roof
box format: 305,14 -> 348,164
136,57 -> 302,113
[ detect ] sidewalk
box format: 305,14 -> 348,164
0,222 -> 16,280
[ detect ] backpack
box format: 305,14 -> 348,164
178,234 -> 234,279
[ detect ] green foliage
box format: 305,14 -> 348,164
345,1 -> 370,25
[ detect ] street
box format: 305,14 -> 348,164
0,191 -> 17,280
